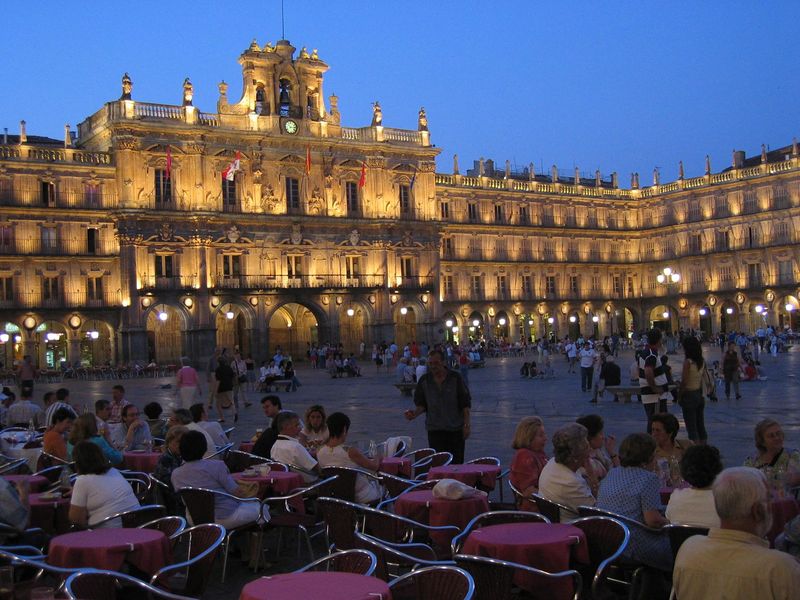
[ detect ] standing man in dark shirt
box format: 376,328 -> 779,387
215,357 -> 237,423
404,349 -> 471,464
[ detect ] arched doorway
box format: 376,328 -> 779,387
146,305 -> 184,365
268,303 -> 319,360
494,311 -> 510,340
649,305 -> 673,333
0,323 -> 22,369
79,320 -> 114,366
567,312 -> 581,340
394,306 -> 417,348
781,296 -> 799,331
467,311 -> 484,343
34,321 -> 68,369
543,313 -> 556,340
442,312 -> 459,344
698,305 -> 712,339
216,304 -> 250,356
719,303 -> 736,334
340,304 -> 368,355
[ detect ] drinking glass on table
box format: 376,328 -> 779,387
0,566 -> 13,600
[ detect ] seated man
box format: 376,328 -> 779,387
111,404 -> 153,451
252,395 -> 282,458
169,408 -> 217,457
270,411 -> 319,483
189,403 -> 229,447
0,478 -> 30,543
171,431 -> 267,529
674,466 -> 800,600
7,388 -> 42,427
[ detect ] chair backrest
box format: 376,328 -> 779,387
454,554 -> 581,600
665,524 -> 709,559
531,493 -> 571,523
177,488 -> 215,524
413,452 -> 453,477
0,458 -> 28,475
392,440 -> 407,457
354,532 -> 444,581
223,450 -> 267,473
403,448 -> 435,463
388,565 -> 475,600
66,568 -> 196,600
569,516 -> 630,598
317,496 -> 361,550
33,464 -> 66,484
296,548 -> 378,576
380,472 -> 417,501
320,466 -> 358,502
139,516 -> 187,540
577,505 -> 663,535
466,457 -> 500,466
120,504 -> 167,528
36,451 -> 70,472
451,510 -> 550,554
152,523 -> 226,597
120,471 -> 153,502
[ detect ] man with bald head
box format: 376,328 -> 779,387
673,466 -> 800,599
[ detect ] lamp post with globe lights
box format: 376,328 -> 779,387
656,267 -> 681,333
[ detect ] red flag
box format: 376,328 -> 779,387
222,151 -> 241,181
165,146 -> 172,180
358,162 -> 367,188
305,146 -> 311,175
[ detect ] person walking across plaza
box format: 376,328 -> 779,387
638,328 -> 669,420
722,342 -> 742,400
677,336 -> 708,444
579,342 -> 596,392
404,349 -> 471,464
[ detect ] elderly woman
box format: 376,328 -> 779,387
538,423 -> 597,521
576,414 -> 619,480
509,416 -> 548,509
666,444 -> 723,528
175,356 -> 202,409
153,425 -> 188,515
316,412 -> 381,504
171,431 -> 268,529
68,413 -> 123,466
650,412 -> 692,462
597,433 -> 671,571
69,441 -> 140,529
744,418 -> 800,491
302,405 -> 328,450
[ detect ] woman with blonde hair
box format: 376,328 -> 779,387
744,418 -> 800,491
509,416 -> 548,509
67,413 -> 123,466
302,405 -> 328,449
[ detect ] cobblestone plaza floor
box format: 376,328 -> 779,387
21,344 -> 800,594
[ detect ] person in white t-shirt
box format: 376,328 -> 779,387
189,403 -> 229,448
316,412 -> 381,504
565,340 -> 577,374
666,445 -> 723,529
578,343 -> 596,393
270,411 -> 319,483
69,441 -> 140,529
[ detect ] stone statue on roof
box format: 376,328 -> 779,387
121,73 -> 132,100
371,101 -> 383,127
418,107 -> 428,131
182,78 -> 194,106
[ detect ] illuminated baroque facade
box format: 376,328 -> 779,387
0,40 -> 798,368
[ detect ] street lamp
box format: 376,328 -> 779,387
445,319 -> 453,328
498,317 -> 507,326
656,266 -> 681,330
699,308 -> 707,316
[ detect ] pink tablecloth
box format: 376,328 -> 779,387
379,457 -> 413,478
240,572 -> 391,600
3,474 -> 50,493
427,464 -> 501,490
394,489 -> 488,549
48,528 -> 171,575
462,522 -> 589,600
28,492 -> 70,534
123,451 -> 161,472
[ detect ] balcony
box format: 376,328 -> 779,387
213,274 -> 388,291
0,237 -> 115,256
140,275 -> 196,291
0,186 -> 115,210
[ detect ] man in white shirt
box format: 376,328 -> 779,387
189,403 -> 229,447
7,389 -> 42,427
169,409 -> 217,457
674,467 -> 800,600
578,342 -> 596,393
565,339 -> 577,374
270,411 -> 319,483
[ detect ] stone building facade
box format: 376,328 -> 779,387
0,40 -> 797,368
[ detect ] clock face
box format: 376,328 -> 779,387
284,120 -> 298,134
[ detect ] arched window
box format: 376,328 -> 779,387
279,79 -> 292,116
255,87 -> 269,115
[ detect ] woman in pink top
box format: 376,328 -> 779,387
175,357 -> 201,409
509,416 -> 548,511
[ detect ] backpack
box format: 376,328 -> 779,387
700,363 -> 715,398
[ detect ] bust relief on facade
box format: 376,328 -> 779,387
349,229 -> 360,246
159,223 -> 174,241
290,224 -> 303,245
226,225 -> 241,243
308,188 -> 323,215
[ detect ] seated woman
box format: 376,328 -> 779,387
43,407 -> 75,461
189,403 -> 229,448
509,416 -> 548,510
153,426 -> 188,515
596,433 -> 672,571
742,359 -> 759,381
171,431 -> 268,529
650,412 -> 693,485
69,441 -> 140,529
744,418 -> 800,491
666,445 -> 723,528
316,412 -> 381,505
144,402 -> 167,440
538,423 -> 597,521
302,405 -> 328,450
67,413 -> 123,466
576,414 -> 619,481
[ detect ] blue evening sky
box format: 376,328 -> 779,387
1,1 -> 797,183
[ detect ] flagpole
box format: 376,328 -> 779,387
281,0 -> 285,40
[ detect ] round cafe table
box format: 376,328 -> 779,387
240,572 -> 391,600
3,474 -> 50,493
48,528 -> 171,575
427,464 -> 501,490
462,522 -> 589,600
28,492 -> 71,534
394,489 -> 488,549
123,450 -> 161,472
379,457 -> 412,478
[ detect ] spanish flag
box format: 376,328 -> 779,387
358,162 -> 367,188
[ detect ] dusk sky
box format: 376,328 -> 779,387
2,1 -> 797,184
